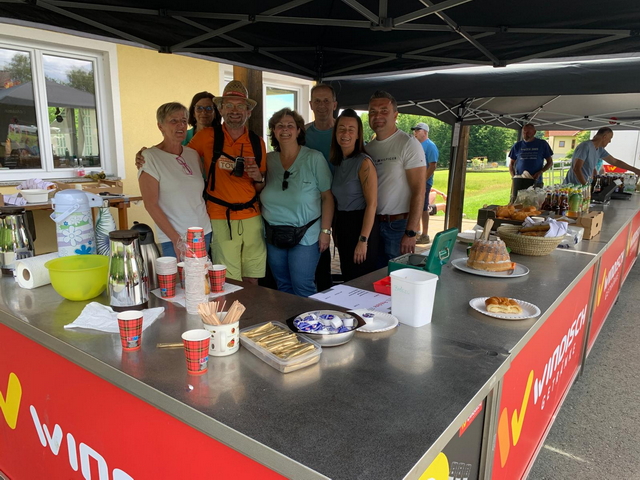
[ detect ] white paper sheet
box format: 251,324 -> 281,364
151,283 -> 244,307
310,285 -> 392,313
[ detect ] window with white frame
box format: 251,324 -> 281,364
0,28 -> 121,181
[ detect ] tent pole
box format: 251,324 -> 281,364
233,66 -> 264,136
444,122 -> 469,231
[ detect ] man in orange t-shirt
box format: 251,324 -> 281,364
188,81 -> 267,283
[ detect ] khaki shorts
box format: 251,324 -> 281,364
210,215 -> 266,281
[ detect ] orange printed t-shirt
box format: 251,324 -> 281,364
189,125 -> 267,220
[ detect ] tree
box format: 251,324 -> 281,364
564,131 -> 591,158
5,53 -> 32,84
65,68 -> 95,94
468,125 -> 518,164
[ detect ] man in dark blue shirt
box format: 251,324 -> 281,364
508,123 -> 553,186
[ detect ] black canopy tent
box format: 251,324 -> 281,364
1,0 -> 640,80
3,0 -> 640,227
328,55 -> 640,131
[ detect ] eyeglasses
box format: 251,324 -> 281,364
195,106 -> 214,113
282,170 -> 291,191
222,103 -> 248,111
176,155 -> 193,176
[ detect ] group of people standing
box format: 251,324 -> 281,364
137,81 -> 437,298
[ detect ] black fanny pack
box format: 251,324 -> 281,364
264,217 -> 320,249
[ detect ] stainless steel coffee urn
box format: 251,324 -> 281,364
108,229 -> 149,311
0,206 -> 35,275
130,221 -> 161,290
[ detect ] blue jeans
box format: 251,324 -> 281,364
267,242 -> 321,297
376,218 -> 408,268
161,232 -> 212,259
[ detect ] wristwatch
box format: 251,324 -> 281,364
404,229 -> 418,238
255,175 -> 265,184
358,235 -> 368,243
320,228 -> 332,235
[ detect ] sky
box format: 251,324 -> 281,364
0,46 -> 92,81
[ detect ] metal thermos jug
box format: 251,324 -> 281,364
130,221 -> 161,290
108,229 -> 149,312
0,206 -> 36,275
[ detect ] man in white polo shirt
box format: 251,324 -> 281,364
365,91 -> 426,267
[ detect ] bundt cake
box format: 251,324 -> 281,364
467,238 -> 515,272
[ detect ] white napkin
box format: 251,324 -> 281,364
2,194 -> 27,206
64,302 -> 164,333
513,171 -> 534,179
522,217 -> 568,237
151,283 -> 244,307
16,178 -> 56,190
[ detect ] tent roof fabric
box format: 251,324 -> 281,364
1,0 -> 640,80
330,55 -> 640,130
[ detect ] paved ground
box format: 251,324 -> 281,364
528,263 -> 640,479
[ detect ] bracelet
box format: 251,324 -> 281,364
320,228 -> 332,235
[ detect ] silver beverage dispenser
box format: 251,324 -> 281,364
130,221 -> 161,290
108,229 -> 149,311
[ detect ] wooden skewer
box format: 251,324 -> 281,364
157,342 -> 183,348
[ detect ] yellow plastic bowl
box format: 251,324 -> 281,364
45,254 -> 109,301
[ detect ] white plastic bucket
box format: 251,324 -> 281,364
390,268 -> 439,327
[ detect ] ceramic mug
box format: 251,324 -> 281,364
202,313 -> 240,356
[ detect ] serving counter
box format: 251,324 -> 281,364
1,196 -> 639,480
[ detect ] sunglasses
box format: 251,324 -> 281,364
195,106 -> 214,112
176,155 -> 193,175
282,170 -> 291,191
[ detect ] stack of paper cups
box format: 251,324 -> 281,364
185,227 -> 207,258
184,257 -> 208,314
155,257 -> 178,298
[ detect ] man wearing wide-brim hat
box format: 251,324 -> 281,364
187,80 -> 267,284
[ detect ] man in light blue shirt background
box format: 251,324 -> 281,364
412,122 -> 438,245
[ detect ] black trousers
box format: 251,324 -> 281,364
335,209 -> 380,282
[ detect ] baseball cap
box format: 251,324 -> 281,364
411,122 -> 430,132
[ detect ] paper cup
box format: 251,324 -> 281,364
158,273 -> 177,298
177,262 -> 185,288
208,264 -> 226,293
181,329 -> 210,374
155,256 -> 178,275
117,311 -> 143,350
186,227 -> 204,243
186,227 -> 207,258
202,314 -> 239,356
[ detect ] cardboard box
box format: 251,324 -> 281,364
55,180 -> 123,195
575,211 -> 603,239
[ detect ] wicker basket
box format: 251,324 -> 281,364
496,225 -> 564,256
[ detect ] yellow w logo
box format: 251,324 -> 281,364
0,373 -> 22,429
596,268 -> 606,307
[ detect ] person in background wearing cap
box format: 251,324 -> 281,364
508,123 -> 553,186
365,91 -> 426,267
136,81 -> 267,284
304,83 -> 338,292
411,122 -> 438,245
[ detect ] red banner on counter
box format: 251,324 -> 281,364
622,210 -> 640,282
492,266 -> 594,480
588,225 -> 629,351
0,325 -> 285,480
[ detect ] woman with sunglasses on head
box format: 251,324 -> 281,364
330,109 -> 380,281
138,102 -> 212,258
182,91 -> 221,146
260,108 -> 334,297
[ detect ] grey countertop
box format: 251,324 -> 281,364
1,195 -> 638,479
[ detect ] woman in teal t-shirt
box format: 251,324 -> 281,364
182,91 -> 221,146
261,108 -> 334,297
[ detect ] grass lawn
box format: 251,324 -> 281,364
432,167 -> 512,220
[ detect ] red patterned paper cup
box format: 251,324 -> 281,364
177,262 -> 185,288
208,264 -> 226,293
186,227 -> 204,243
181,329 -> 210,375
158,273 -> 177,298
117,311 -> 143,350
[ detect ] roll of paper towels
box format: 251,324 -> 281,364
16,253 -> 59,289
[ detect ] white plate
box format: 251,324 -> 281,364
469,297 -> 541,320
457,230 -> 477,243
451,257 -> 529,278
350,309 -> 399,333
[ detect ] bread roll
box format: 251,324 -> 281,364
485,297 -> 523,314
